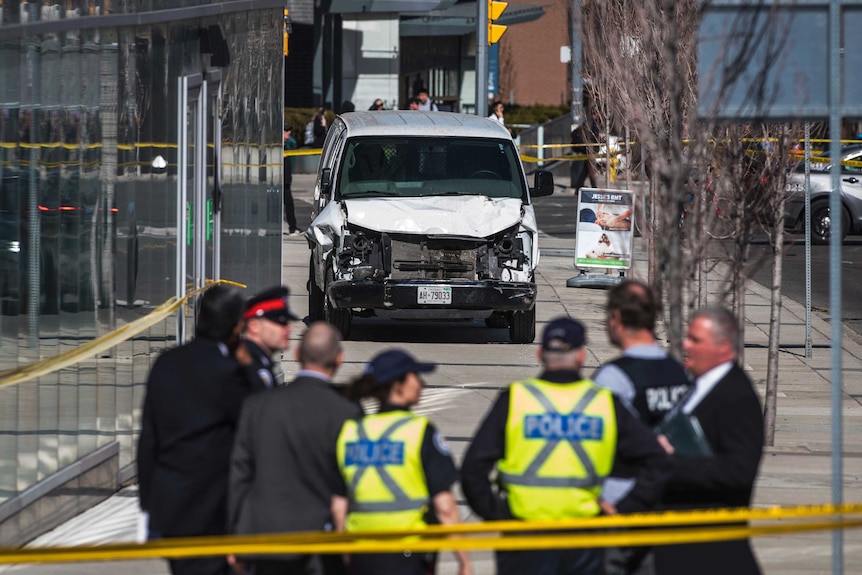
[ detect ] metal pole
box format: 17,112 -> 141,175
804,123 -> 812,359
570,0 -> 583,124
177,77 -> 188,343
537,125 -> 544,168
828,1 -> 843,573
27,40 -> 40,348
476,0 -> 488,117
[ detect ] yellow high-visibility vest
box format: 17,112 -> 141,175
337,410 -> 429,532
497,378 -> 617,520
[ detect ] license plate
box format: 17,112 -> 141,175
417,286 -> 452,305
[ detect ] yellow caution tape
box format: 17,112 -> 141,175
285,148 -> 323,157
0,280 -> 245,390
520,153 -> 601,163
1,513 -> 860,564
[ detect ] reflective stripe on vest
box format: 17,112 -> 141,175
496,378 -> 617,520
498,382 -> 603,488
337,411 -> 430,533
347,415 -> 426,513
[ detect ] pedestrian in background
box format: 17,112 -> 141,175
461,316 -> 672,575
593,280 -> 691,575
312,107 -> 328,148
137,284 -> 251,575
340,100 -> 356,114
416,88 -> 438,111
407,97 -> 420,111
283,123 -> 299,235
229,322 -> 360,575
488,101 -> 505,125
368,99 -> 385,111
570,110 -> 600,191
333,349 -> 472,575
654,307 -> 764,575
237,286 -> 298,391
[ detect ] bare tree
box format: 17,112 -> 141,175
580,1 -> 803,445
581,0 -> 700,355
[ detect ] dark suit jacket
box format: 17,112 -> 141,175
655,363 -> 764,575
228,376 -> 362,536
137,337 -> 253,538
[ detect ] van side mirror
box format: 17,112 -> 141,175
530,170 -> 554,197
321,167 -> 332,195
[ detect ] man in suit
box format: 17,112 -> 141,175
228,321 -> 362,575
137,284 -> 251,575
654,306 -> 764,575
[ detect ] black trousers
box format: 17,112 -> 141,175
254,554 -> 346,575
496,547 -> 603,575
168,557 -> 231,575
348,552 -> 426,575
570,160 -> 587,191
283,169 -> 297,232
605,546 -> 655,575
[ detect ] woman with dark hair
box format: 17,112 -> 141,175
333,349 -> 472,575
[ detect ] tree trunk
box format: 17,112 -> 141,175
764,202 -> 784,446
764,134 -> 789,447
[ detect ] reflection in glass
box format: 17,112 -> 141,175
0,8 -> 284,507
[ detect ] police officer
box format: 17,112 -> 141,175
332,349 -> 472,575
239,286 -> 297,390
593,280 -> 691,426
460,316 -> 672,575
593,280 -> 692,575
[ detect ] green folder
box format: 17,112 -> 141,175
654,412 -> 714,457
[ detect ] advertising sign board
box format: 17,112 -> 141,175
574,188 -> 634,270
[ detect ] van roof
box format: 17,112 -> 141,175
336,111 -> 512,139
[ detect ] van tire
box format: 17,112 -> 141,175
324,267 -> 352,338
308,258 -> 325,321
509,307 -> 536,344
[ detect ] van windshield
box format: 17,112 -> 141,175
337,137 -> 526,200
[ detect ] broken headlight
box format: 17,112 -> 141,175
337,226 -> 390,280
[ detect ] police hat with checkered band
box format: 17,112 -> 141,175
243,286 -> 298,325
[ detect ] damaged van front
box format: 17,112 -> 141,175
306,111 -> 553,343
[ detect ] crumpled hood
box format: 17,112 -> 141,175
343,196 -> 525,237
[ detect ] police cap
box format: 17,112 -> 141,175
365,349 -> 435,387
542,316 -> 586,352
243,286 -> 298,325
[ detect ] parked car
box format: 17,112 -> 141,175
785,147 -> 862,244
306,111 -> 554,342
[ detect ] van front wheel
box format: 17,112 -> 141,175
324,267 -> 352,338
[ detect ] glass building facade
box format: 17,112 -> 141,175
0,0 -> 284,542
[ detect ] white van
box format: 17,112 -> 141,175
306,111 -> 553,342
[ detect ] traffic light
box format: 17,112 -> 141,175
488,0 -> 507,45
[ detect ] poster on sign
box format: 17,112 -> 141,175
574,188 -> 634,270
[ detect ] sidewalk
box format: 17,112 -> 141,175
7,172 -> 861,574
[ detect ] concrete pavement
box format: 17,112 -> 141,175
6,171 -> 862,574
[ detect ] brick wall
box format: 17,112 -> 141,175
498,0 -> 571,106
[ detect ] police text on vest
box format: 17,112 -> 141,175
523,413 -> 604,440
345,440 -> 405,466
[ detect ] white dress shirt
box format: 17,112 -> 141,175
682,361 -> 733,414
